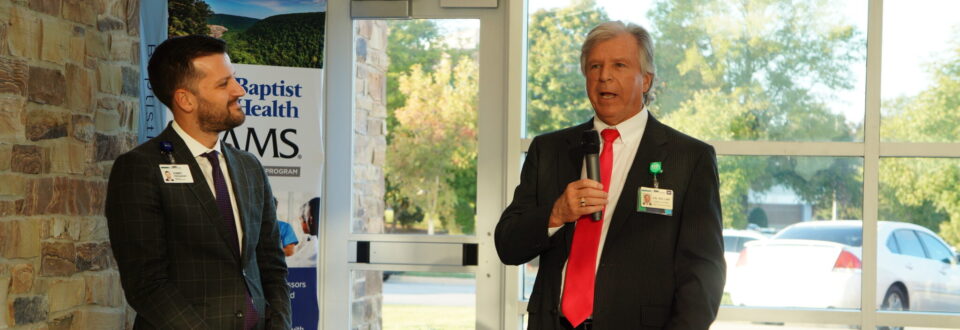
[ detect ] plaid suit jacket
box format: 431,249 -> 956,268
106,125 -> 292,329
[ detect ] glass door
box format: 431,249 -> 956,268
323,1 -> 508,329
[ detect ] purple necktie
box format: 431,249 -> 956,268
202,151 -> 259,330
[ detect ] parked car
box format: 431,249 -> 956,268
722,229 -> 767,293
729,220 -> 960,313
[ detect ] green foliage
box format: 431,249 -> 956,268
208,14 -> 259,33
383,21 -> 478,234
647,0 -> 864,227
168,0 -> 213,37
218,12 -> 326,69
386,57 -> 478,235
748,207 -> 768,228
880,39 -> 960,248
525,0 -> 609,137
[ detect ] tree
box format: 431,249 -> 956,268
168,0 -> 213,37
647,0 -> 865,227
386,56 -> 478,235
382,20 -> 479,234
525,0 -> 610,137
879,38 -> 960,248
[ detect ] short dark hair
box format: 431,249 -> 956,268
147,35 -> 227,109
304,197 -> 320,236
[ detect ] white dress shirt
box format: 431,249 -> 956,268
172,121 -> 245,253
549,108 -> 649,305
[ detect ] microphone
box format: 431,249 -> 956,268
581,130 -> 602,221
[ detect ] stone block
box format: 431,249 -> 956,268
84,272 -> 122,307
0,173 -> 26,197
48,311 -> 76,330
0,220 -> 40,259
75,309 -> 125,330
0,144 -> 11,171
41,216 -> 78,240
75,180 -> 107,216
97,63 -> 121,94
66,63 -> 94,113
85,29 -> 108,59
125,0 -> 139,36
49,139 -> 89,174
0,56 -> 29,96
41,16 -> 69,64
29,0 -> 62,16
77,217 -> 109,241
0,21 -> 7,59
10,264 -> 35,294
97,16 -> 124,32
12,296 -> 47,325
9,7 -> 41,59
131,39 -> 140,65
41,242 -> 77,276
67,26 -> 86,64
28,66 -> 66,105
0,106 -> 23,142
71,114 -> 95,142
63,0 -> 96,26
94,107 -> 120,133
94,133 -> 128,161
109,34 -> 131,61
0,275 -> 8,328
0,199 -> 23,217
47,277 -> 85,313
121,66 -> 138,97
25,109 -> 69,141
76,242 -> 112,271
11,145 -> 46,174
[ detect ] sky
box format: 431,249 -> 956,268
204,0 -> 326,19
529,0 -> 960,124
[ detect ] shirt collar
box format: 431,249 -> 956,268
171,120 -> 223,157
592,107 -> 648,144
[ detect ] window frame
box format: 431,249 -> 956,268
506,0 -> 960,328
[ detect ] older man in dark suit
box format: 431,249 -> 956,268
496,21 -> 725,330
106,35 -> 291,329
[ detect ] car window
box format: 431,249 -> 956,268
724,236 -> 739,253
917,232 -> 954,264
892,230 -> 927,259
775,225 -> 862,246
886,234 -> 900,254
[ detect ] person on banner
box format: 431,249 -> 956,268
105,35 -> 292,329
495,21 -> 725,330
287,197 -> 320,267
274,198 -> 300,257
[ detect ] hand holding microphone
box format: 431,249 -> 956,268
547,130 -> 608,228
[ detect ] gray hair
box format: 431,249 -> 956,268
580,21 -> 656,105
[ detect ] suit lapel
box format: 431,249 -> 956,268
603,116 -> 669,246
558,120 -> 594,255
222,145 -> 251,263
160,125 -> 242,262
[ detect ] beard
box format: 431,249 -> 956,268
197,96 -> 245,133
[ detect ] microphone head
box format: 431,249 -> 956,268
581,129 -> 600,154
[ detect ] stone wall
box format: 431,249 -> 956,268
351,20 -> 388,330
0,0 -> 140,328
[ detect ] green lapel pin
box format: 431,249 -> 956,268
650,162 -> 662,188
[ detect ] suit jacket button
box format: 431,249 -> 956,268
236,312 -> 244,318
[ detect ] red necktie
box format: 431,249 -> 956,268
561,128 -> 619,327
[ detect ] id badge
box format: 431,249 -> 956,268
638,186 -> 673,215
159,164 -> 194,183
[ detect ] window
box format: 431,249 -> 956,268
918,232 -> 954,264
892,230 -> 925,259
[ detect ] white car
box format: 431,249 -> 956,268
729,220 -> 960,313
722,229 -> 767,293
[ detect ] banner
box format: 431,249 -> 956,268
165,1 -> 326,328
137,1 -> 169,143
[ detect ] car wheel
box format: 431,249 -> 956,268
878,285 -> 908,330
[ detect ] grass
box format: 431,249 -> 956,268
383,305 -> 475,329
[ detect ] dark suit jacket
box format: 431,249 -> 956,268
496,116 -> 725,330
106,125 -> 292,329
